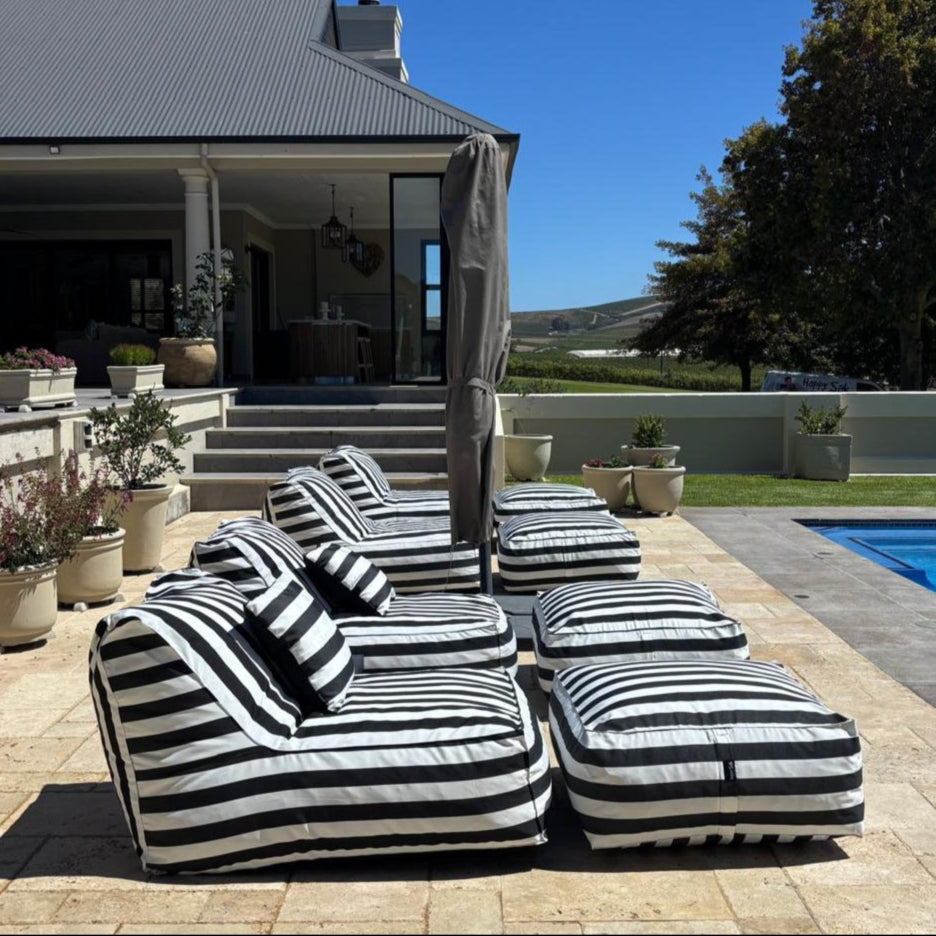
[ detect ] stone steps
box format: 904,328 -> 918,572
227,403 -> 445,428
205,426 -> 446,450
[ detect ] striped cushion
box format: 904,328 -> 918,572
306,542 -> 395,615
493,483 -> 609,525
336,593 -> 517,674
247,573 -> 355,715
497,512 -> 641,593
550,659 -> 864,850
90,585 -> 552,873
189,516 -> 310,599
533,580 -> 750,692
319,446 -> 451,521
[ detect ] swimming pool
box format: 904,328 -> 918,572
803,520 -> 936,593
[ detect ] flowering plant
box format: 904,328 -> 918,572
60,451 -> 128,536
0,347 -> 75,373
584,455 -> 629,469
0,454 -> 86,573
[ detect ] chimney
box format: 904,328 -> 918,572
336,2 -> 408,83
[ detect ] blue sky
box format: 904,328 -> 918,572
400,0 -> 814,312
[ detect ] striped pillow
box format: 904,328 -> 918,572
306,543 -> 395,616
246,572 -> 355,715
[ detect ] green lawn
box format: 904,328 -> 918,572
547,473 -> 936,507
503,375 -> 688,394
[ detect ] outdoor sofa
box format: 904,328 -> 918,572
90,569 -> 550,873
263,467 -> 480,592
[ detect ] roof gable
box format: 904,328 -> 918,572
0,0 -> 513,142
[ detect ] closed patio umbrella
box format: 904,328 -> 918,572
441,133 -> 511,594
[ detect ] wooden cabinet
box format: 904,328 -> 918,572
288,320 -> 368,382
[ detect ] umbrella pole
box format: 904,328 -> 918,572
479,540 -> 494,595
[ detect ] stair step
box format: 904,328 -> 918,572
227,404 -> 445,428
235,385 -> 447,406
194,448 -> 448,474
207,426 -> 445,450
182,471 -> 448,511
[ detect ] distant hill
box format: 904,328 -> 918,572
510,296 -> 664,350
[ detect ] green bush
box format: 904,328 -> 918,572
631,413 -> 666,448
796,401 -> 847,435
109,343 -> 156,366
496,376 -> 563,395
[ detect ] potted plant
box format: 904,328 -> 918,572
159,251 -> 246,387
89,392 -> 191,572
794,402 -> 851,481
621,413 -> 680,466
107,343 -> 164,398
505,433 -> 554,481
582,455 -> 633,512
632,453 -> 687,515
0,347 -> 77,412
56,452 -> 128,610
0,456 -> 85,646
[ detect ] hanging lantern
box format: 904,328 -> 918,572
343,206 -> 365,264
320,184 -> 346,250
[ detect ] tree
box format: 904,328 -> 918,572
780,0 -> 936,389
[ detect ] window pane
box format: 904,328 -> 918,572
129,278 -> 142,311
425,288 -> 441,331
143,278 -> 164,311
424,242 -> 441,286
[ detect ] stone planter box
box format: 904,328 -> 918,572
621,444 -> 680,467
0,564 -> 58,647
57,529 -> 125,609
0,367 -> 77,412
632,465 -> 686,515
505,434 -> 553,482
107,364 -> 165,398
581,464 -> 632,512
158,338 -> 217,387
795,434 -> 852,481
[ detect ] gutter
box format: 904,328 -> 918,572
199,144 -> 224,387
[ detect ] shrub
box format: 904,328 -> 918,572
109,344 -> 156,367
647,453 -> 669,469
89,391 -> 191,490
796,402 -> 848,435
496,376 -> 564,395
0,347 -> 74,373
631,413 -> 666,448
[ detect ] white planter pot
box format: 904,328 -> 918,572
621,444 -> 681,467
0,564 -> 58,647
120,486 -> 171,572
795,434 -> 852,481
632,466 -> 686,515
505,434 -> 553,482
0,367 -> 77,412
107,365 -> 165,398
57,529 -> 125,608
581,465 -> 633,512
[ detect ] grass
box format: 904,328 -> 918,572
547,473 -> 936,507
503,375 -> 687,394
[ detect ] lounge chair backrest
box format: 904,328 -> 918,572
263,466 -> 374,550
318,445 -> 391,513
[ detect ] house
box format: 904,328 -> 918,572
0,0 -> 518,385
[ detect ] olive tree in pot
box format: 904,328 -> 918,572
89,392 -> 191,572
632,453 -> 687,516
794,402 -> 851,481
621,413 -> 680,466
56,451 -> 129,611
0,456 -> 85,647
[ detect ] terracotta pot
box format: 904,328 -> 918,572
0,564 -> 58,647
581,465 -> 632,512
632,465 -> 687,515
0,367 -> 77,412
505,434 -> 553,482
107,364 -> 165,398
57,529 -> 125,607
621,444 -> 681,467
121,485 -> 171,572
795,434 -> 852,481
158,338 -> 216,387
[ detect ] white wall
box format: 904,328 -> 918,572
499,392 -> 936,475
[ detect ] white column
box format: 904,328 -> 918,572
178,170 -> 211,291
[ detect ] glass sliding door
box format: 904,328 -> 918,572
390,175 -> 446,383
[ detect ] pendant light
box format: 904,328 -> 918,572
343,206 -> 364,264
320,184 -> 346,250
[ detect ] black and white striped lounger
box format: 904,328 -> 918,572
533,579 -> 749,692
190,517 -> 514,673
319,445 -> 450,520
550,659 -> 863,850
493,483 -> 609,526
497,512 -> 641,593
263,467 -> 479,592
90,571 -> 551,873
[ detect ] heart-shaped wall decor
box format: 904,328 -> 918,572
351,242 -> 384,277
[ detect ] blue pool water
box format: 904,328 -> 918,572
805,521 -> 936,593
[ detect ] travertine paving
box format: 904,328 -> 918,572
1,510 -> 936,934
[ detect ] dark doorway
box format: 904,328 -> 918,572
249,245 -> 283,382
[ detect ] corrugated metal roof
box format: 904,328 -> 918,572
0,0 -> 513,141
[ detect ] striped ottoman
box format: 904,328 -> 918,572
496,512 -> 640,594
493,483 -> 608,526
550,659 -> 864,850
533,579 -> 750,692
